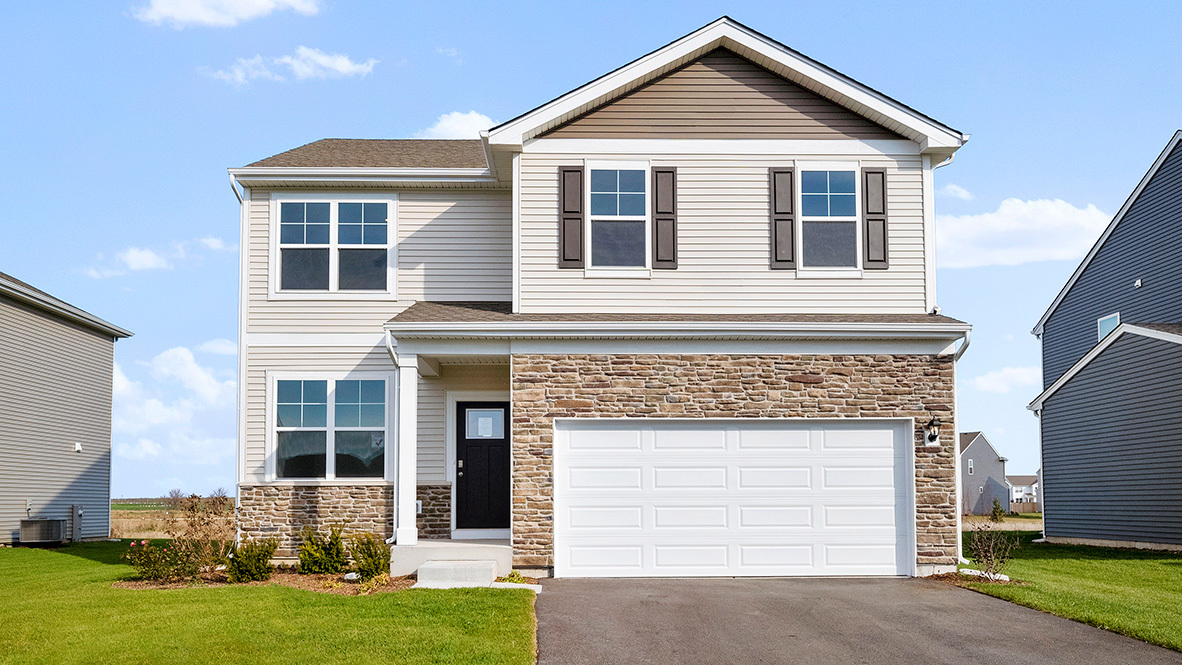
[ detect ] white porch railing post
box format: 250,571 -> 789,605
395,353 -> 419,546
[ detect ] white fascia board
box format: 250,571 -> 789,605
487,18 -> 963,151
385,320 -> 970,340
1028,323 -> 1182,410
227,166 -> 497,186
1032,130 -> 1182,335
0,276 -> 132,339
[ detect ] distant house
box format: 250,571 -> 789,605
0,271 -> 131,544
1008,474 -> 1039,504
959,432 -> 1009,515
1030,130 -> 1182,550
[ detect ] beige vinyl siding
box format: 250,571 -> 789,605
416,364 -> 510,484
518,151 -> 928,313
397,191 -> 512,301
242,344 -> 394,483
544,50 -> 903,141
245,189 -> 511,336
0,297 -> 114,543
242,348 -> 506,484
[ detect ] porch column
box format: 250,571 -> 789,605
395,353 -> 419,546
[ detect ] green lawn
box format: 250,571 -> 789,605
0,541 -> 536,665
962,531 -> 1182,651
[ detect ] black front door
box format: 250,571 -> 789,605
455,401 -> 511,529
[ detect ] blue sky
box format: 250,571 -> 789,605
3,1 -> 1179,496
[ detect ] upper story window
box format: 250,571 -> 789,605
800,169 -> 858,269
968,459 -> 974,475
588,166 -> 648,269
274,194 -> 395,297
274,376 -> 388,481
1097,312 -> 1120,341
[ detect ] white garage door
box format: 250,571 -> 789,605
553,419 -> 914,577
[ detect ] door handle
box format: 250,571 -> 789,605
458,471 -> 463,477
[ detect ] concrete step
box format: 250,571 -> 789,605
413,559 -> 498,589
391,539 -> 512,577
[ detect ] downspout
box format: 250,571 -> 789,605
384,330 -> 399,544
229,173 -> 243,204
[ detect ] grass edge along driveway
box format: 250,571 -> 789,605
962,531 -> 1182,652
0,541 -> 536,665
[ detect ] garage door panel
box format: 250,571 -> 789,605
554,419 -> 913,577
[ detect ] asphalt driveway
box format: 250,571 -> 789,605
537,577 -> 1182,665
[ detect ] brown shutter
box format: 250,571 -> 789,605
769,168 -> 795,269
558,166 -> 584,268
863,169 -> 888,270
652,167 -> 677,269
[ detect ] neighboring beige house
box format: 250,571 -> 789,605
0,271 -> 131,545
230,17 -> 970,578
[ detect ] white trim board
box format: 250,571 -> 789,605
1032,130 -> 1182,336
1028,323 -> 1182,410
487,17 -> 963,155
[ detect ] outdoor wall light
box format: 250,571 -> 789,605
925,418 -> 942,445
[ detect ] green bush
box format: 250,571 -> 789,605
349,532 -> 391,581
989,498 -> 1006,523
122,540 -> 192,581
227,538 -> 278,583
298,525 -> 346,574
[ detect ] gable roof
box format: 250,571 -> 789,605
1033,130 -> 1182,335
959,431 -> 982,453
1029,322 -> 1182,410
0,271 -> 132,339
486,17 -> 965,157
245,139 -> 487,169
1007,475 -> 1039,486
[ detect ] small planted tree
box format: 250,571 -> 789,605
989,497 -> 1006,523
967,523 -> 1019,581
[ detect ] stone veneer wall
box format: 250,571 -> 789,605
510,353 -> 958,571
238,482 -> 454,554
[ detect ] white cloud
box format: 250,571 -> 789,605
147,347 -> 235,407
936,198 -> 1110,268
416,111 -> 494,139
972,366 -> 1041,394
133,0 -> 320,28
275,46 -> 377,80
198,338 -> 237,355
939,184 -> 974,201
87,237 -> 232,279
209,55 -> 282,86
115,438 -> 162,461
112,363 -> 194,435
198,236 -> 233,251
437,47 -> 463,65
118,247 -> 172,271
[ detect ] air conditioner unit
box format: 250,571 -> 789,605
19,518 -> 67,545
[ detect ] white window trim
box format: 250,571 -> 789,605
265,370 -> 397,484
796,161 -> 863,278
584,160 -> 652,277
967,459 -> 974,475
1097,312 -> 1120,341
270,191 -> 398,301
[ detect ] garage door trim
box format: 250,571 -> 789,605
551,417 -> 917,578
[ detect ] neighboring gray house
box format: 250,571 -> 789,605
959,432 -> 1009,515
1030,130 -> 1182,550
1008,474 -> 1039,504
0,271 -> 131,544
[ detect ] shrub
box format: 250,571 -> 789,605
123,540 -> 190,581
989,498 -> 1006,523
359,573 -> 389,595
227,538 -> 278,583
968,523 -> 1020,581
501,570 -> 529,584
348,532 -> 391,581
165,492 -> 235,576
298,525 -> 347,574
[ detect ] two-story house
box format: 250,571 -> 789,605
959,431 -> 1008,516
1030,130 -> 1182,550
230,18 -> 970,579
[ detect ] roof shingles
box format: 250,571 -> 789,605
245,139 -> 487,169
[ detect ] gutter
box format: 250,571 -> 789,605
227,166 -> 501,187
384,320 -> 972,340
0,277 -> 132,339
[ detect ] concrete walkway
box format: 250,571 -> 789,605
537,577 -> 1182,665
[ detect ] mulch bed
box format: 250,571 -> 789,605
114,571 -> 416,595
930,571 -> 1028,588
